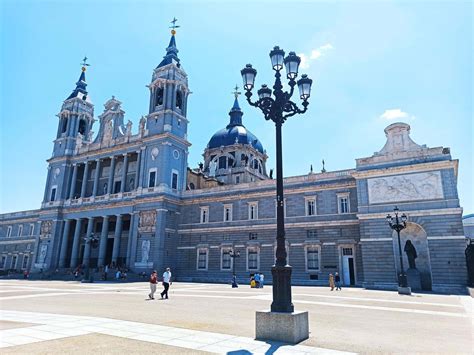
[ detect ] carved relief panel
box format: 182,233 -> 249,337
138,210 -> 156,233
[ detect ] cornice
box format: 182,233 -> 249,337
352,160 -> 458,179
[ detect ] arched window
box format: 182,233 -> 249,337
189,182 -> 195,190
61,118 -> 68,133
176,91 -> 183,110
155,87 -> 164,106
78,119 -> 86,135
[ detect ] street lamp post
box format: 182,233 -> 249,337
241,47 -> 312,313
229,250 -> 240,288
82,233 -> 99,283
386,206 -> 411,294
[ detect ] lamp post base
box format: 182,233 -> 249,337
256,310 -> 309,344
271,265 -> 294,313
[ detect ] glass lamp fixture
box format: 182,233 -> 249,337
241,64 -> 257,90
297,74 -> 313,100
269,46 -> 285,71
284,52 -> 301,80
257,84 -> 272,99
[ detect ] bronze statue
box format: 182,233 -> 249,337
404,240 -> 417,269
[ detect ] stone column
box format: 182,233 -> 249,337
138,146 -> 146,188
83,217 -> 94,267
80,162 -> 90,198
128,213 -> 140,267
92,159 -> 101,197
107,156 -> 115,194
134,151 -> 141,190
98,216 -> 109,267
58,220 -> 71,268
125,213 -> 135,266
70,218 -> 82,268
69,164 -> 78,199
112,214 -> 123,265
154,208 -> 168,271
120,154 -> 129,193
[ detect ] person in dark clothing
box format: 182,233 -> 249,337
160,267 -> 172,299
335,272 -> 342,290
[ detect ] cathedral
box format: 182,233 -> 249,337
0,26 -> 468,292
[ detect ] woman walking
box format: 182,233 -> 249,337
329,273 -> 335,291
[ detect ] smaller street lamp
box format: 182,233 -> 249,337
386,206 -> 410,294
82,233 -> 99,283
229,250 -> 240,288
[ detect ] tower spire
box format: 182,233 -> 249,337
157,18 -> 180,68
227,85 -> 243,128
67,57 -> 90,100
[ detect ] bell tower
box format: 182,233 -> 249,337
146,21 -> 189,139
52,58 -> 95,158
141,19 -> 191,194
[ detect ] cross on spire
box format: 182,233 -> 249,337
170,17 -> 180,30
232,85 -> 241,99
80,56 -> 90,72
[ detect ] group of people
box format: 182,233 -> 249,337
329,272 -> 342,291
250,273 -> 264,288
148,267 -> 172,300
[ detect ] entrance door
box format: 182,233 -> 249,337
342,247 -> 355,285
105,238 -> 114,266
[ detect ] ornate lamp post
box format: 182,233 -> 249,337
229,250 -> 240,288
386,206 -> 410,294
241,47 -> 312,314
82,233 -> 99,283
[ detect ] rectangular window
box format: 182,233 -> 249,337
11,255 -> 17,270
249,233 -> 258,240
29,224 -> 35,236
18,225 -> 23,237
221,249 -> 232,270
235,176 -> 240,184
197,248 -> 208,270
171,171 -> 178,190
50,187 -> 57,202
0,256 -> 6,269
200,207 -> 209,224
223,204 -> 233,222
339,197 -> 348,213
247,248 -> 259,270
22,255 -> 29,269
343,247 -> 353,256
248,202 -> 258,220
218,156 -> 227,169
306,197 -> 316,216
307,230 -> 317,239
6,226 -> 12,238
306,246 -> 320,271
148,169 -> 157,188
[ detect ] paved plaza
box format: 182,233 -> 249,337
0,280 -> 472,354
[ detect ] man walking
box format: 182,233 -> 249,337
161,267 -> 172,299
335,272 -> 342,291
148,270 -> 157,300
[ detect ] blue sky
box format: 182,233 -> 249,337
1,0 -> 472,214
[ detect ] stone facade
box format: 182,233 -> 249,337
0,30 -> 469,292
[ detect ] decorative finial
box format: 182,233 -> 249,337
232,85 -> 241,99
310,164 -> 313,174
170,17 -> 180,35
80,56 -> 90,72
321,159 -> 326,173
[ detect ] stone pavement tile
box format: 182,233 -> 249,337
180,334 -> 230,345
47,327 -> 91,336
0,320 -> 37,330
0,341 -> 15,348
198,343 -> 247,353
128,333 -> 164,343
0,335 -> 43,346
215,338 -> 265,351
97,328 -> 140,338
14,328 -> 68,341
161,338 -> 210,350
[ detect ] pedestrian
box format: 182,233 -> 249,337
148,270 -> 158,300
160,267 -> 172,299
104,264 -> 109,281
335,272 -> 342,290
260,273 -> 264,288
329,273 -> 335,291
231,275 -> 238,288
115,269 -> 121,280
254,273 -> 261,288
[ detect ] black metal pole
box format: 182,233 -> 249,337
395,214 -> 407,288
270,118 -> 294,313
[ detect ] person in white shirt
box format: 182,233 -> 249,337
160,267 -> 172,299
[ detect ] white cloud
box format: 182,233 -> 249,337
380,109 -> 415,121
298,53 -> 310,69
299,43 -> 334,69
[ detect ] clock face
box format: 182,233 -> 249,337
173,150 -> 180,159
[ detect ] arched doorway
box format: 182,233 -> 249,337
392,222 -> 432,290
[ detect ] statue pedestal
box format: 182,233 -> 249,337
256,310 -> 309,344
398,286 -> 412,295
406,268 -> 422,291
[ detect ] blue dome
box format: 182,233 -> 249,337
207,97 -> 264,154
208,125 -> 264,154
